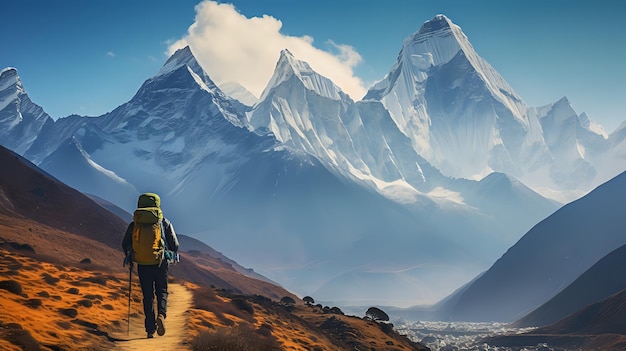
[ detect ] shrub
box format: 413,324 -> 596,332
256,323 -> 273,337
365,307 -> 389,322
25,299 -> 42,308
59,308 -> 78,318
380,322 -> 395,334
9,242 -> 35,253
0,323 -> 41,350
231,298 -> 254,314
41,273 -> 59,285
84,276 -> 108,286
329,306 -> 344,315
192,325 -> 281,351
280,296 -> 296,305
0,280 -> 23,295
76,299 -> 93,308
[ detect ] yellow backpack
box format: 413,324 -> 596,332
131,194 -> 165,265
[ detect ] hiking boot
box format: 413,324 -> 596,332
156,314 -> 166,336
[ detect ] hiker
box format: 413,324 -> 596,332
122,193 -> 179,338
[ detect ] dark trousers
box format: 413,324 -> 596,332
137,263 -> 169,333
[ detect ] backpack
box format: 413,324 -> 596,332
130,193 -> 178,266
131,206 -> 166,265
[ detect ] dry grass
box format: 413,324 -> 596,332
1,246 -> 429,351
191,324 -> 282,351
0,248 -> 140,350
184,285 -> 428,351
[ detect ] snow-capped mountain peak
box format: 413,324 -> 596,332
259,49 -> 346,102
154,46 -> 225,97
158,46 -> 201,76
0,68 -> 24,112
409,14 -> 468,70
364,14 -> 549,184
0,67 -> 53,155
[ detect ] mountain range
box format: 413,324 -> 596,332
2,14 -> 625,309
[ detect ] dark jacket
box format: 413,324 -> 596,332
122,217 -> 179,263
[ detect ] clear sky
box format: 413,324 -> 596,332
2,0 -> 625,132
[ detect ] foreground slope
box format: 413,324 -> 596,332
0,143 -> 294,297
0,144 -> 429,350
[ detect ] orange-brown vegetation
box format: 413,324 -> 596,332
1,241 -> 429,351
185,284 -> 429,351
0,248 -> 137,350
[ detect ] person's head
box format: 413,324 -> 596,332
137,193 -> 160,208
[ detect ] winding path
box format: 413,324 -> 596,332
116,283 -> 193,351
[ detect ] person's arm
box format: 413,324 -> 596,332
163,218 -> 179,252
121,222 -> 134,253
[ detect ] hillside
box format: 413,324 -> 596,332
433,170 -> 626,322
514,243 -> 626,328
0,144 -> 429,350
483,289 -> 626,350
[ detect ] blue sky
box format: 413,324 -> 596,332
2,0 -> 625,132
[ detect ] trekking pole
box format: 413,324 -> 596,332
127,261 -> 133,336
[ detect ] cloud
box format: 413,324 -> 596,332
167,0 -> 367,100
106,51 -> 116,58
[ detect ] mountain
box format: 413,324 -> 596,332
0,142 -> 128,249
484,289 -> 626,351
3,14 -> 626,308
366,15 -> 616,198
433,170 -> 626,322
531,289 -> 626,336
0,68 -> 54,155
513,243 -> 626,328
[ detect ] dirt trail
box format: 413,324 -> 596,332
115,283 -> 193,351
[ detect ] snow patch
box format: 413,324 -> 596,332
427,187 -> 465,205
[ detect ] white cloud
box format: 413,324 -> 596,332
107,51 -> 116,58
167,0 -> 367,100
